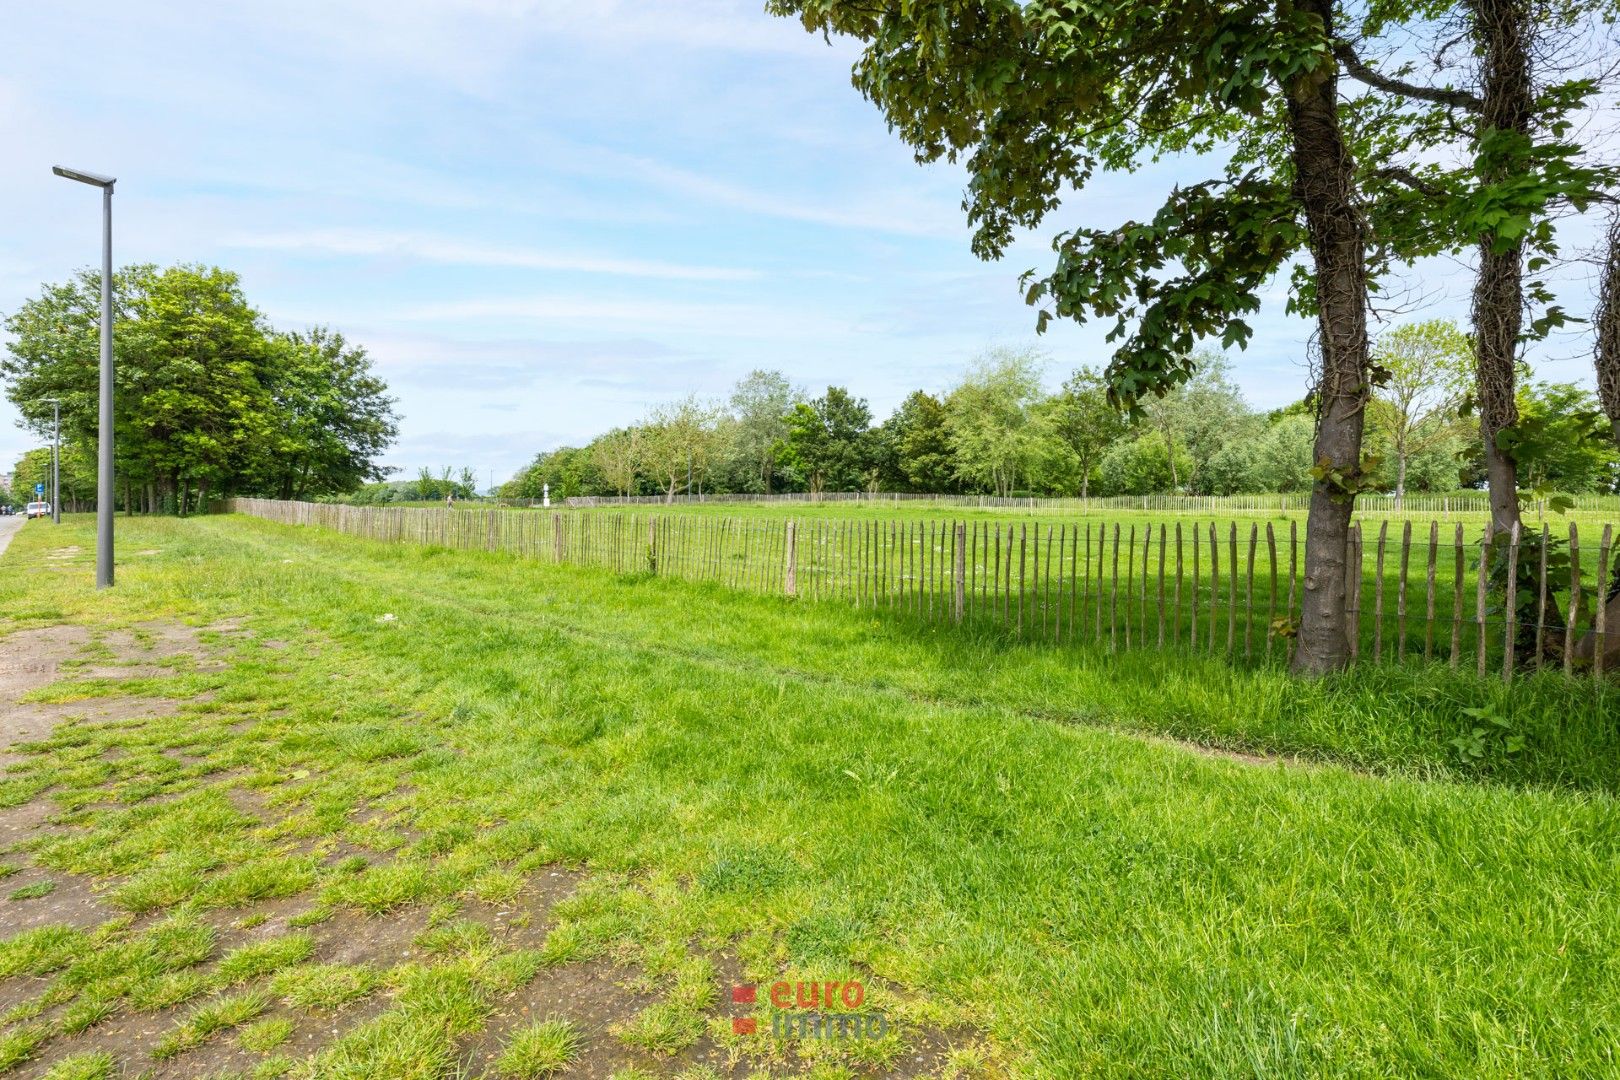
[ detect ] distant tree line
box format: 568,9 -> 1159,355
3,264 -> 400,514
503,324 -> 1618,504
342,467 -> 483,505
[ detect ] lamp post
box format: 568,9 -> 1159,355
52,165 -> 116,588
42,397 -> 60,524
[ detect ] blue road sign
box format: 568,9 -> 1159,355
35,483 -> 44,495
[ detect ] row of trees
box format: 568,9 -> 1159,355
504,323 -> 1618,504
767,0 -> 1619,674
2,264 -> 400,514
344,468 -> 482,504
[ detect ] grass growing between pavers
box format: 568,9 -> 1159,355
0,513 -> 1616,1077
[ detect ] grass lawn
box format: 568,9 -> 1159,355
0,514 -> 1617,1078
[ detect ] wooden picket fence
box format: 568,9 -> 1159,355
228,499 -> 1618,682
563,490 -> 1620,519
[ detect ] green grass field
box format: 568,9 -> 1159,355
1,514 -> 1617,1078
263,499 -> 1620,682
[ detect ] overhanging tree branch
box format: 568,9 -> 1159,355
1333,41 -> 1484,111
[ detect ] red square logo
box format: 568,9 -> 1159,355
732,1016 -> 757,1036
731,984 -> 756,1004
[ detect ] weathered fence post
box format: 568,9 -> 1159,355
647,516 -> 658,574
784,520 -> 798,598
1476,522 -> 1493,678
1347,523 -> 1363,661
953,521 -> 966,625
1503,524 -> 1520,682
1565,523 -> 1581,677
1594,524 -> 1612,682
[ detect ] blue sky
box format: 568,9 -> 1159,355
2,0 -> 1609,488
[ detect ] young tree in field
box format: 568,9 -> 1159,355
1369,320 -> 1472,506
782,387 -> 872,493
642,397 -> 722,502
945,347 -> 1045,498
768,0 -> 1380,673
1051,367 -> 1127,498
1137,356 -> 1257,495
590,428 -> 642,496
729,370 -> 796,494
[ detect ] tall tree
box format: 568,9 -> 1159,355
944,347 -> 1045,497
1051,367 -> 1127,498
262,328 -> 399,501
782,386 -> 872,493
768,0 -> 1380,673
1137,357 -> 1257,495
641,396 -> 722,502
1332,1 -> 1614,533
728,370 -> 796,494
1369,320 -> 1472,505
3,264 -> 397,513
590,428 -> 642,496
884,390 -> 956,493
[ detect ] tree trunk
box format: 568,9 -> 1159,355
1287,0 -> 1372,676
1395,451 -> 1407,507
1470,0 -> 1531,536
1596,214 -> 1620,448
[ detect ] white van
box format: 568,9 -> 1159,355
25,502 -> 51,519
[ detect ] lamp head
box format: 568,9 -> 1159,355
52,166 -> 116,189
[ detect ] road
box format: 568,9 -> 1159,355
0,514 -> 23,559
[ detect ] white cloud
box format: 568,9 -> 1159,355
390,294 -> 854,340
224,228 -> 757,281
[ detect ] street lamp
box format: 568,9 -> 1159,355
52,165 -> 116,588
42,397 -> 60,524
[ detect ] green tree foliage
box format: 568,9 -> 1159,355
1097,431 -> 1191,497
767,0 -> 1387,674
1510,382 -> 1619,495
1051,367 -> 1127,498
944,347 -> 1046,497
2,265 -> 398,513
261,329 -> 399,501
642,396 -> 724,502
506,449 -> 604,502
764,0 -> 1613,672
782,386 -> 873,493
729,370 -> 796,494
1367,320 -> 1472,504
878,390 -> 956,493
9,445 -> 96,510
346,468 -> 479,505
1136,357 -> 1259,495
590,428 -> 642,497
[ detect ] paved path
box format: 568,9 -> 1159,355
0,514 -> 24,560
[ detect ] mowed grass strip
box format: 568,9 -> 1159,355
0,515 -> 1618,1077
